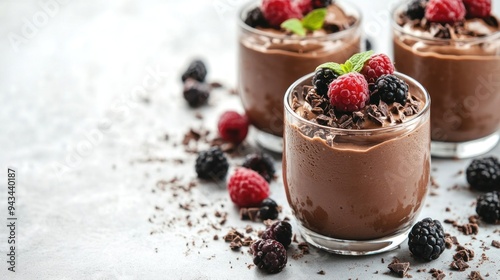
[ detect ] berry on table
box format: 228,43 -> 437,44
476,191 -> 500,223
261,0 -> 303,28
408,218 -> 446,261
425,0 -> 466,23
251,239 -> 287,273
195,147 -> 229,180
312,68 -> 338,96
181,60 -> 207,82
463,0 -> 492,18
183,79 -> 210,108
242,153 -> 276,182
360,53 -> 395,84
217,111 -> 249,144
406,0 -> 429,20
227,168 -> 270,207
327,72 -> 369,112
466,156 -> 500,191
372,74 -> 409,104
258,198 -> 280,220
262,220 -> 292,248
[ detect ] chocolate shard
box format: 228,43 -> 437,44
388,260 -> 410,278
316,114 -> 331,126
450,259 -> 469,271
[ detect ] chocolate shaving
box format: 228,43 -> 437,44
457,223 -> 479,235
450,259 -> 469,271
316,114 -> 331,125
429,268 -> 446,280
338,115 -> 353,129
483,16 -> 499,28
388,259 -> 410,278
367,105 -> 384,126
491,240 -> 500,248
469,271 -> 484,280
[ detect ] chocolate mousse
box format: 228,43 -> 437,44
238,1 -> 361,137
392,1 -> 500,143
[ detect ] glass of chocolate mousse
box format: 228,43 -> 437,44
392,0 -> 500,158
283,53 -> 431,254
238,0 -> 362,152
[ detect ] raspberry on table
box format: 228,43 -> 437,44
181,60 -> 207,82
217,111 -> 249,144
195,147 -> 229,180
311,0 -> 333,9
312,68 -> 338,97
251,239 -> 287,273
372,74 -> 409,104
242,153 -> 276,182
262,220 -> 292,248
261,0 -> 303,28
406,0 -> 429,20
244,7 -> 268,28
463,0 -> 491,18
360,53 -> 395,84
476,191 -> 500,224
327,72 -> 369,112
258,198 -> 280,220
466,156 -> 500,191
408,218 -> 446,261
227,168 -> 270,207
425,0 -> 465,23
183,79 -> 210,108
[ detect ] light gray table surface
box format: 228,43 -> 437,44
1,0 -> 499,279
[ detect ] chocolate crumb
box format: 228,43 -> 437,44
454,248 -> 474,262
388,259 -> 410,278
458,223 -> 479,235
491,240 -> 500,248
317,270 -> 325,275
450,259 -> 469,271
429,268 -> 445,280
468,271 -> 484,280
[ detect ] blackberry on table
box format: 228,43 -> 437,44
312,68 -> 338,97
195,147 -> 229,180
251,239 -> 287,274
312,0 -> 333,9
466,156 -> 500,191
408,218 -> 446,261
183,79 -> 210,107
262,220 -> 292,248
258,198 -> 279,220
406,0 -> 429,20
372,74 -> 409,104
476,191 -> 500,223
181,60 -> 207,82
244,7 -> 268,28
242,153 -> 275,182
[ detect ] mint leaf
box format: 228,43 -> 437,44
316,62 -> 345,76
302,8 -> 327,31
281,19 -> 306,36
342,60 -> 354,74
348,50 -> 374,73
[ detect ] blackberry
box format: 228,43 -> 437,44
242,153 -> 275,182
244,7 -> 268,28
312,0 -> 333,9
406,0 -> 429,20
195,147 -> 229,180
372,74 -> 409,104
312,68 -> 338,96
183,79 -> 210,107
408,218 -> 446,261
262,220 -> 292,248
466,157 -> 500,191
476,191 -> 500,223
251,239 -> 287,274
181,60 -> 207,82
258,198 -> 279,220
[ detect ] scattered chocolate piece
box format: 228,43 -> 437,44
458,223 -> 479,235
388,259 -> 410,278
492,240 -> 500,248
450,259 -> 469,271
429,268 -> 446,280
454,248 -> 474,262
317,270 -> 325,275
468,271 -> 484,280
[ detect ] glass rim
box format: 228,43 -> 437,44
283,71 -> 431,136
237,0 -> 363,41
390,0 -> 500,44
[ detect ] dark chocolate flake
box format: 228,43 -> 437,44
316,114 -> 331,125
388,260 -> 410,278
450,259 -> 469,271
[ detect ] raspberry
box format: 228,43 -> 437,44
217,111 -> 249,144
425,0 -> 465,23
244,7 -> 269,28
258,198 -> 280,220
181,60 -> 207,82
408,218 -> 446,261
311,0 -> 333,9
242,153 -> 276,182
183,79 -> 210,107
463,0 -> 491,18
262,0 -> 303,28
262,220 -> 292,248
361,53 -> 395,84
251,239 -> 287,273
327,72 -> 369,112
195,147 -> 229,180
406,0 -> 429,20
227,168 -> 270,207
466,157 -> 500,191
372,74 -> 409,104
294,0 -> 312,15
476,191 -> 500,224
312,68 -> 338,96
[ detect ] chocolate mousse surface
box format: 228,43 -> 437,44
393,5 -> 500,142
238,2 -> 361,136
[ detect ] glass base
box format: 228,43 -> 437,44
431,132 -> 499,159
297,223 -> 410,256
254,129 -> 283,154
